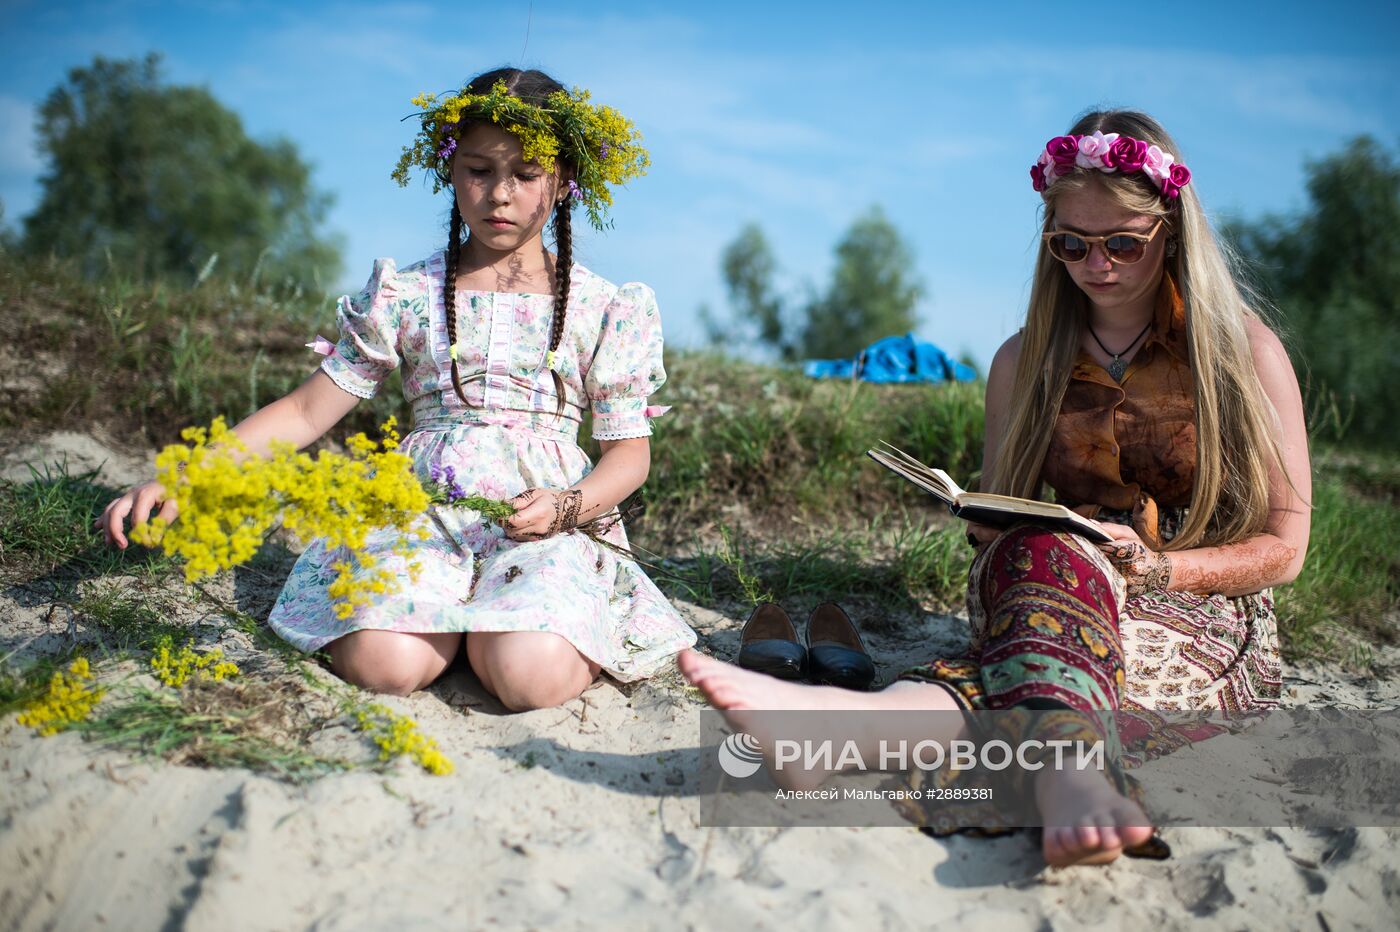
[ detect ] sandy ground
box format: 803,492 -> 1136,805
2,432 -> 1398,931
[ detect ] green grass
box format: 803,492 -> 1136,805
0,461 -> 175,584
657,519 -> 973,626
639,352 -> 984,541
0,255 -> 408,446
71,586 -> 190,652
79,679 -> 354,783
1277,470 -> 1400,663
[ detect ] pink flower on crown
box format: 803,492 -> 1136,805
1076,131 -> 1116,168
1161,162 -> 1192,199
1105,135 -> 1148,173
1029,131 -> 1191,200
1046,135 -> 1080,169
1142,145 -> 1168,181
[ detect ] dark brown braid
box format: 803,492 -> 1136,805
444,200 -> 470,405
546,197 -> 573,417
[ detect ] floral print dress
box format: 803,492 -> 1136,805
266,252 -> 697,681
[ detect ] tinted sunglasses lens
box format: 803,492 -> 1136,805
1049,233 -> 1089,262
1105,235 -> 1147,263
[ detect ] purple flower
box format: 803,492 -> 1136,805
566,179 -> 583,200
599,144 -> 611,158
447,481 -> 466,502
436,137 -> 457,161
429,463 -> 443,484
443,465 -> 456,486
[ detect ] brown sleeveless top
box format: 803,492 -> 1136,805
1040,274 -> 1196,547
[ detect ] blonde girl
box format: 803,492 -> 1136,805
679,108 -> 1310,867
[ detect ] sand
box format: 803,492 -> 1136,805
2,431 -> 1397,931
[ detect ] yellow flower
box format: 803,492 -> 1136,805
131,417 -> 431,619
394,79 -> 649,230
149,636 -> 242,687
352,703 -> 454,775
16,657 -> 104,736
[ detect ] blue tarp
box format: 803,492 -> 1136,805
803,333 -> 977,383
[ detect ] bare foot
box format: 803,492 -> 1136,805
678,649 -> 865,713
678,649 -> 964,792
680,649 -> 871,790
1035,766 -> 1154,866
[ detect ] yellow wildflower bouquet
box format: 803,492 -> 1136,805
392,79 -> 649,230
130,416 -> 431,619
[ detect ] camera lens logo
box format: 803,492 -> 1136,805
717,732 -> 764,779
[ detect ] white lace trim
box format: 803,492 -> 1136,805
592,423 -> 652,441
321,359 -> 377,399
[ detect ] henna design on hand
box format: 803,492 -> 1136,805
1102,540 -> 1173,597
548,489 -> 584,536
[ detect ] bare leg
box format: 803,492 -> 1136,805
466,631 -> 600,711
328,630 -> 462,696
678,649 -> 966,789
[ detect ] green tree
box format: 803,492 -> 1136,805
22,54 -> 341,289
1230,136 -> 1399,447
0,199 -> 15,253
721,223 -> 794,359
718,207 -> 923,360
801,207 -> 921,358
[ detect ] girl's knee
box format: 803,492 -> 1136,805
471,632 -> 595,711
329,629 -> 458,697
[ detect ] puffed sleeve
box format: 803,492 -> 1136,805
585,282 -> 669,441
317,258 -> 402,399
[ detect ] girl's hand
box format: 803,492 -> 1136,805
96,480 -> 178,549
965,522 -> 1001,550
1096,522 -> 1172,596
503,487 -> 584,542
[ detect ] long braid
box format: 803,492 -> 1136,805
444,201 -> 469,405
547,198 -> 573,417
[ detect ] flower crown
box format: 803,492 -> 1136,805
392,80 -> 650,230
1030,131 -> 1192,200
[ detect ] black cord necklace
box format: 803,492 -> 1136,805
1088,318 -> 1153,381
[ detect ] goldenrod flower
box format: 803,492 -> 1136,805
131,417 -> 431,619
16,657 -> 104,736
353,703 -> 454,775
149,636 -> 242,688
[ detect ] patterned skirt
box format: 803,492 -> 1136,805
895,515 -> 1282,839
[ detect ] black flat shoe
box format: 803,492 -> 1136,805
736,603 -> 807,680
805,602 -> 876,690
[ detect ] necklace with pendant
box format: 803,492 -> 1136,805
1088,318 -> 1154,382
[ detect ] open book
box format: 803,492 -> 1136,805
866,443 -> 1112,544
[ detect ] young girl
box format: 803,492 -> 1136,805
680,109 -> 1310,866
100,67 -> 696,709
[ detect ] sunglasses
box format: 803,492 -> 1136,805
1042,218 -> 1165,265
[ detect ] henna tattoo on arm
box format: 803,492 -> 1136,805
1168,538 -> 1299,596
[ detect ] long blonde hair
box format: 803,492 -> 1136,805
988,109 -> 1284,550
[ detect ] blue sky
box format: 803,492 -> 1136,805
2,0 -> 1397,367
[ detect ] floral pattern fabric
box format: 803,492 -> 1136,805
266,253 -> 696,681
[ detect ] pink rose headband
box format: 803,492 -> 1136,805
1030,131 -> 1192,200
